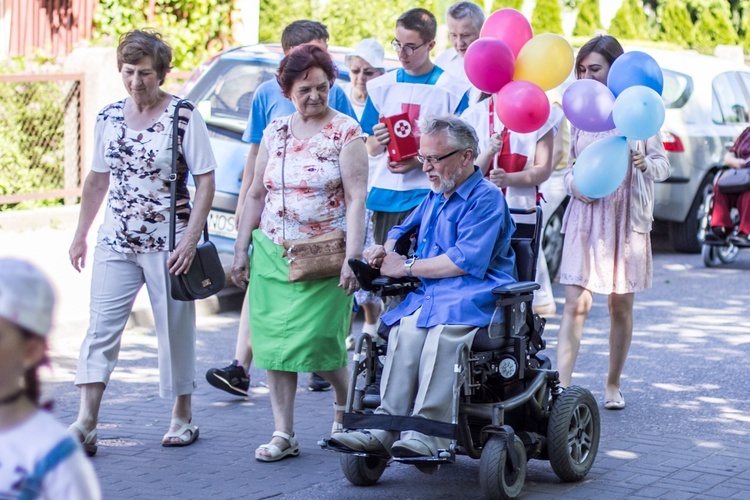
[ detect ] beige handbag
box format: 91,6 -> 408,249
279,118 -> 346,283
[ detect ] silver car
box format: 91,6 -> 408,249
639,48 -> 750,252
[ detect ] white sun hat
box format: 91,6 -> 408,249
345,38 -> 385,70
0,258 -> 56,337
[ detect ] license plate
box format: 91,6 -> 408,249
207,210 -> 237,239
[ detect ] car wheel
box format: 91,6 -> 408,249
670,175 -> 714,253
542,201 -> 566,280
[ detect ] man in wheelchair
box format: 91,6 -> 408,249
331,115 -> 517,458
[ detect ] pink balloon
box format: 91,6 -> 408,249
480,9 -> 533,58
464,38 -> 515,94
495,80 -> 550,134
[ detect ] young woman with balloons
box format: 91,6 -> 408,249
556,35 -> 671,410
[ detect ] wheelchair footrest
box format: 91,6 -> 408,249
319,437 -> 392,459
394,452 -> 454,465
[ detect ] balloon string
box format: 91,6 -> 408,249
489,98 -> 498,170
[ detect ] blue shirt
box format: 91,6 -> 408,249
242,79 -> 357,143
381,167 -> 517,328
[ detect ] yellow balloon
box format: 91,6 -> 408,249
513,33 -> 574,91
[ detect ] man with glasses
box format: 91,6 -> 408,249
434,2 -> 484,86
331,115 -> 516,458
360,8 -> 472,246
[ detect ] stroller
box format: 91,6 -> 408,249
321,207 -> 600,499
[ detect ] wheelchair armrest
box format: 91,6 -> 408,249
371,276 -> 421,296
492,281 -> 540,296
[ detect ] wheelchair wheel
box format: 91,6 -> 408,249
702,244 -> 722,267
547,386 -> 600,482
479,435 -> 527,500
339,453 -> 387,486
702,243 -> 739,267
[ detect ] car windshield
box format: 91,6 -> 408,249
193,61 -> 277,134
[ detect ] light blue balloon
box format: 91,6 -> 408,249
612,86 -> 666,140
573,136 -> 630,199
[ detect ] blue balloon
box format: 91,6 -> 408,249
573,136 -> 629,199
613,86 -> 666,140
607,51 -> 664,97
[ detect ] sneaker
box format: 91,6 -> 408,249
345,335 -> 355,351
308,373 -> 332,392
205,360 -> 249,397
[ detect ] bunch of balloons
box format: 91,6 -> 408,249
563,51 -> 666,198
463,9 -> 573,134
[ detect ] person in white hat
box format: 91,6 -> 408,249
343,38 -> 387,348
0,258 -> 101,499
343,38 -> 386,119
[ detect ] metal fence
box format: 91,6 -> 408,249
0,73 -> 83,209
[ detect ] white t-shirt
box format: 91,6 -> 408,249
0,411 -> 101,499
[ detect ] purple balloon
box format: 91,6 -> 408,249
562,79 -> 616,133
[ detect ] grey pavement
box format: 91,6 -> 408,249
2,206 -> 750,499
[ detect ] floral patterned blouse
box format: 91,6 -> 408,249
259,113 -> 363,244
91,97 -> 216,253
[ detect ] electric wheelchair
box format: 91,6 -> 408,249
699,166 -> 743,268
321,207 -> 600,499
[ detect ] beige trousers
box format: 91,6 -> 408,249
75,245 -> 197,398
370,308 -> 477,453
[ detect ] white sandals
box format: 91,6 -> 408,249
255,430 -> 300,462
68,422 -> 98,457
162,418 -> 200,447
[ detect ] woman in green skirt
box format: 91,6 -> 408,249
231,44 -> 368,462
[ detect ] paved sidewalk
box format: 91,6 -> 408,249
3,207 -> 750,499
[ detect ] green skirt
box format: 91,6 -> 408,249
249,229 -> 352,372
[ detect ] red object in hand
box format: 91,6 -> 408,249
380,113 -> 419,162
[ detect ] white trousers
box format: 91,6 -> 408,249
371,309 -> 477,453
75,245 -> 196,398
534,248 -> 555,307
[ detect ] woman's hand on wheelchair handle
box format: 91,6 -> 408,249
363,245 -> 387,268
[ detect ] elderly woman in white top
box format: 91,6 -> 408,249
68,29 -> 216,453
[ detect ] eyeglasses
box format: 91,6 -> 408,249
391,39 -> 426,56
417,149 -> 460,166
349,68 -> 379,77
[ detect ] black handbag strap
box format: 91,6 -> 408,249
168,99 -> 209,252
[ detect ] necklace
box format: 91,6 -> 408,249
0,389 -> 24,406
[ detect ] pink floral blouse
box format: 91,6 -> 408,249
259,113 -> 363,244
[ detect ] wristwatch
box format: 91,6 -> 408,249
404,257 -> 417,277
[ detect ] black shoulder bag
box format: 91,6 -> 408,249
168,99 -> 225,301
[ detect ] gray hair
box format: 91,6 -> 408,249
419,115 -> 479,160
446,2 -> 485,33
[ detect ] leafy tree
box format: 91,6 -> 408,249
609,0 -> 649,40
491,0 -> 523,11
92,0 -> 235,71
658,0 -> 695,46
693,0 -> 739,53
572,0 -> 603,37
320,0 -> 438,49
532,0 -> 564,35
258,0 -> 313,44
